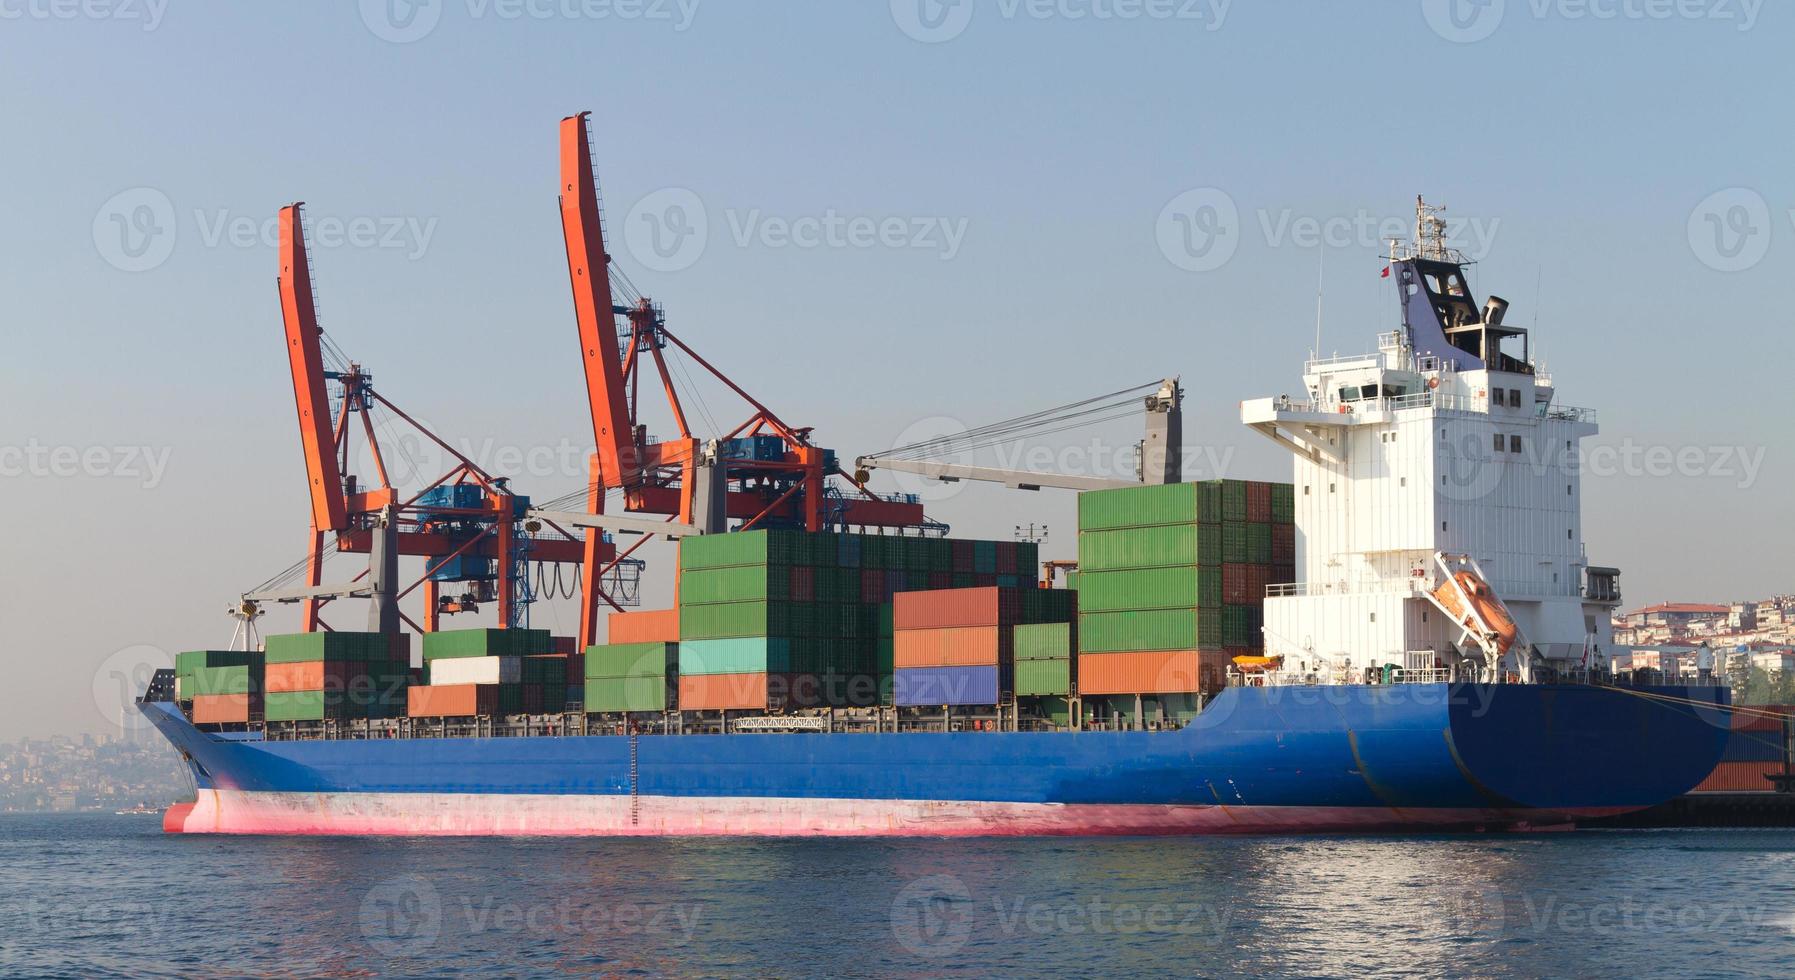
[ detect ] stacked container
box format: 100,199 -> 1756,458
406,627 -> 553,718
676,530 -> 1037,712
1074,480 -> 1294,703
264,632 -> 410,722
891,587 -> 1075,707
1690,708 -> 1791,793
181,651 -> 266,724
584,642 -> 678,713
1013,622 -> 1076,698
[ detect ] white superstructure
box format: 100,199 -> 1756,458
1239,198 -> 1621,684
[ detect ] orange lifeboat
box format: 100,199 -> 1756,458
1431,569 -> 1519,657
1231,654 -> 1284,674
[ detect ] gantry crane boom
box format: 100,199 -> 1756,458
559,112 -> 638,491
277,204 -> 348,533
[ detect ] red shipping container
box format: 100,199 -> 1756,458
1271,524 -> 1295,563
1246,481 -> 1272,523
995,541 -> 1018,574
893,627 -> 1006,668
860,569 -> 883,603
680,672 -> 769,710
609,609 -> 680,643
789,566 -> 815,602
1692,760 -> 1784,793
951,540 -> 974,572
1244,565 -> 1269,603
893,587 -> 1025,631
1078,651 -> 1203,695
408,684 -> 497,718
565,653 -> 585,687
552,635 -> 578,655
192,693 -> 257,724
1222,564 -> 1252,604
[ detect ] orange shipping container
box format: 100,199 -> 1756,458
407,684 -> 496,718
893,626 -> 1005,668
893,587 -> 1019,630
1078,650 -> 1226,695
266,661 -> 325,694
1692,760 -> 1783,793
679,672 -> 769,711
191,693 -> 256,724
609,608 -> 680,644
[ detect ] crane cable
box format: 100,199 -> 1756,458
869,381 -> 1164,461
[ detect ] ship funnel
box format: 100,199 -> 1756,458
1483,296 -> 1510,330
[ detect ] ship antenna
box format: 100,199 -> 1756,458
1313,246 -> 1325,361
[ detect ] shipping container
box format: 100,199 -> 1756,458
893,587 -> 1022,630
266,631 -> 392,664
893,626 -> 1006,668
584,642 -> 679,680
608,608 -> 680,644
419,628 -> 552,661
190,664 -> 262,697
1074,567 -> 1218,613
583,676 -> 673,713
1013,622 -> 1074,661
1077,650 -> 1220,695
426,656 -> 523,686
191,693 -> 258,725
1078,524 -> 1220,572
892,665 -> 1004,706
1690,760 -> 1785,794
1078,610 -> 1220,654
175,650 -> 261,674
678,672 -> 770,711
407,683 -> 499,718
1013,658 -> 1072,697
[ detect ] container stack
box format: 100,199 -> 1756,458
1074,480 -> 1294,712
1013,622 -> 1076,725
1691,709 -> 1791,793
676,530 -> 1037,712
584,642 -> 678,714
406,627 -> 555,718
891,587 -> 1075,708
264,632 -> 410,722
179,650 -> 266,725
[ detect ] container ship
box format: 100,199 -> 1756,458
138,118 -> 1730,836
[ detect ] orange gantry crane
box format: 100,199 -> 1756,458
265,204 -> 630,637
549,112 -> 931,646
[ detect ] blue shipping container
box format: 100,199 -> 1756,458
893,666 -> 1003,707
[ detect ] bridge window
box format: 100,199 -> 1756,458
1510,435 -> 1522,454
1509,389 -> 1522,408
1493,433 -> 1505,453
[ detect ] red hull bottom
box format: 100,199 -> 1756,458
166,790 -> 1628,836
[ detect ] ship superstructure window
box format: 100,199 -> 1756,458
1510,435 -> 1523,453
1493,434 -> 1505,452
1509,389 -> 1522,408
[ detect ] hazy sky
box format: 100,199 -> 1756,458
4,1 -> 1790,738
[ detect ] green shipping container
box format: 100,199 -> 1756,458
1248,523 -> 1274,564
1221,523 -> 1249,564
1222,604 -> 1262,648
1078,524 -> 1221,572
264,690 -> 331,722
420,628 -> 551,661
1072,567 -> 1225,613
1077,482 -> 1206,532
265,631 -> 394,664
584,676 -> 672,713
1013,623 -> 1074,660
678,600 -> 797,640
1014,658 -> 1072,697
678,529 -> 805,571
175,650 -> 261,675
1221,479 -> 1249,523
679,565 -> 790,605
1270,483 -> 1295,523
585,642 -> 678,680
1078,610 -> 1221,653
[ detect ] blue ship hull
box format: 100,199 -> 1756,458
144,683 -> 1731,836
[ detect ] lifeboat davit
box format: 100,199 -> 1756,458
1431,569 -> 1519,657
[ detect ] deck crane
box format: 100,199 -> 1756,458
853,378 -> 1185,492
550,112 -> 932,648
264,203 -> 631,638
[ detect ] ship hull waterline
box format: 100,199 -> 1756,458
143,682 -> 1731,837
